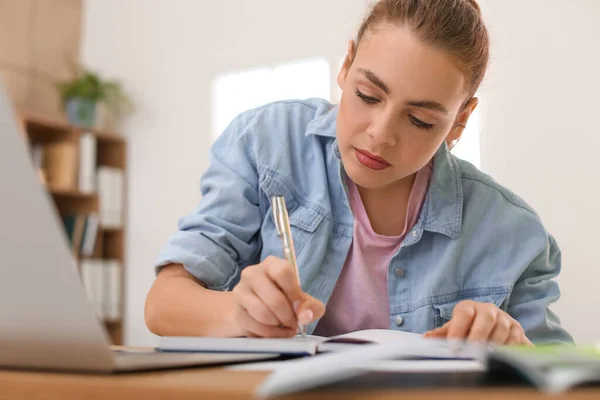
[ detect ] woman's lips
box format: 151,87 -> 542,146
354,148 -> 391,170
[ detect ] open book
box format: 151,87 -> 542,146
158,329 -> 475,359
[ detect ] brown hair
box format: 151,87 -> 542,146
356,0 -> 489,100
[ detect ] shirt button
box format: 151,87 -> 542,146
394,268 -> 405,278
394,316 -> 404,326
411,230 -> 418,238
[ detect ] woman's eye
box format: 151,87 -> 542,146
409,115 -> 435,131
355,89 -> 380,104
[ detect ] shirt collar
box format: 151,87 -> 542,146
305,103 -> 338,137
421,142 -> 463,239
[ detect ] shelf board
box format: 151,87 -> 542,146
23,113 -> 70,133
84,129 -> 125,145
49,186 -> 97,200
21,113 -> 125,144
105,318 -> 122,327
101,226 -> 124,233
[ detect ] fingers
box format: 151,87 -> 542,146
237,257 -> 300,328
247,270 -> 298,329
265,256 -> 304,302
235,304 -> 296,338
446,300 -> 477,340
295,294 -> 326,325
423,322 -> 450,338
506,320 -> 530,345
467,305 -> 498,342
234,281 -> 295,329
264,257 -> 324,326
234,256 -> 322,338
488,314 -> 512,344
431,300 -> 530,346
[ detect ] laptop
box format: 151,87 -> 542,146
0,82 -> 275,373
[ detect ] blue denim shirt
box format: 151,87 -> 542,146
156,98 -> 573,344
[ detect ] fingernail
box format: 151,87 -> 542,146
299,310 -> 313,324
293,300 -> 301,313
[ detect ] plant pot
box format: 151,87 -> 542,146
65,97 -> 97,127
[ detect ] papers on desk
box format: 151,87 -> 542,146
363,359 -> 485,373
252,341 -> 486,399
228,358 -> 485,373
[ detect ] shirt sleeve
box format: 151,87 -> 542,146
507,234 -> 574,344
154,111 -> 262,291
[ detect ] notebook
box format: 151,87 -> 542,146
158,329 -> 478,359
486,344 -> 600,394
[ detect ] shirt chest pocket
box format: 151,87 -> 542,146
431,290 -> 510,329
259,173 -> 325,260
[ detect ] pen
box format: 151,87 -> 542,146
272,196 -> 307,337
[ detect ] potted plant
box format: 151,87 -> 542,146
57,69 -> 134,129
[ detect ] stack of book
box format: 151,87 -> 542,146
80,259 -> 122,321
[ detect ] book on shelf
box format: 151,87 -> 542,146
78,132 -> 97,194
29,131 -> 98,194
97,166 -> 124,229
80,259 -> 122,321
41,140 -> 78,190
62,213 -> 100,257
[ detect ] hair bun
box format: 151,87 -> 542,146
465,0 -> 481,14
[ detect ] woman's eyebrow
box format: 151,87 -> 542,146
357,68 -> 450,115
358,68 -> 390,94
406,100 -> 449,115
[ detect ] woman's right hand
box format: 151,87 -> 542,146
231,256 -> 325,338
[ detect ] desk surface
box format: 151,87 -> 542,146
2,366 -> 600,400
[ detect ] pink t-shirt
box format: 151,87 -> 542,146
314,162 -> 433,337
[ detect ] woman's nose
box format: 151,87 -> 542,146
367,113 -> 398,147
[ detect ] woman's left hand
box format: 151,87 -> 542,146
423,300 -> 533,345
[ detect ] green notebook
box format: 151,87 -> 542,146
486,344 -> 600,393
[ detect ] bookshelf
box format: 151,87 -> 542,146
19,113 -> 126,345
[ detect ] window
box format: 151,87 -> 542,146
212,58 -> 330,140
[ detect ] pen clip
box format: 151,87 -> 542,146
271,196 -> 296,266
271,196 -> 284,237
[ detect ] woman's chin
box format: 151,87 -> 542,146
344,162 -> 393,189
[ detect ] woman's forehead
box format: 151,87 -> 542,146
354,25 -> 468,111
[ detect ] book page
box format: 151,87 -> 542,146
314,329 -> 424,352
330,329 -> 422,344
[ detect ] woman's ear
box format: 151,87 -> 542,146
446,97 -> 479,150
337,40 -> 357,90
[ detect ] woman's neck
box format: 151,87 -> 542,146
356,174 -> 417,237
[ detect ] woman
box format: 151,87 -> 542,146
145,0 -> 573,345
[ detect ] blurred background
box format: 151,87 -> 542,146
1,0 -> 599,347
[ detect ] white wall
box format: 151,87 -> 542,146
478,0 -> 600,343
82,0 -> 600,345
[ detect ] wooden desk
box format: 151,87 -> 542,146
2,366 -> 600,400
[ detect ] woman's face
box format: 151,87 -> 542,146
336,24 -> 478,190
